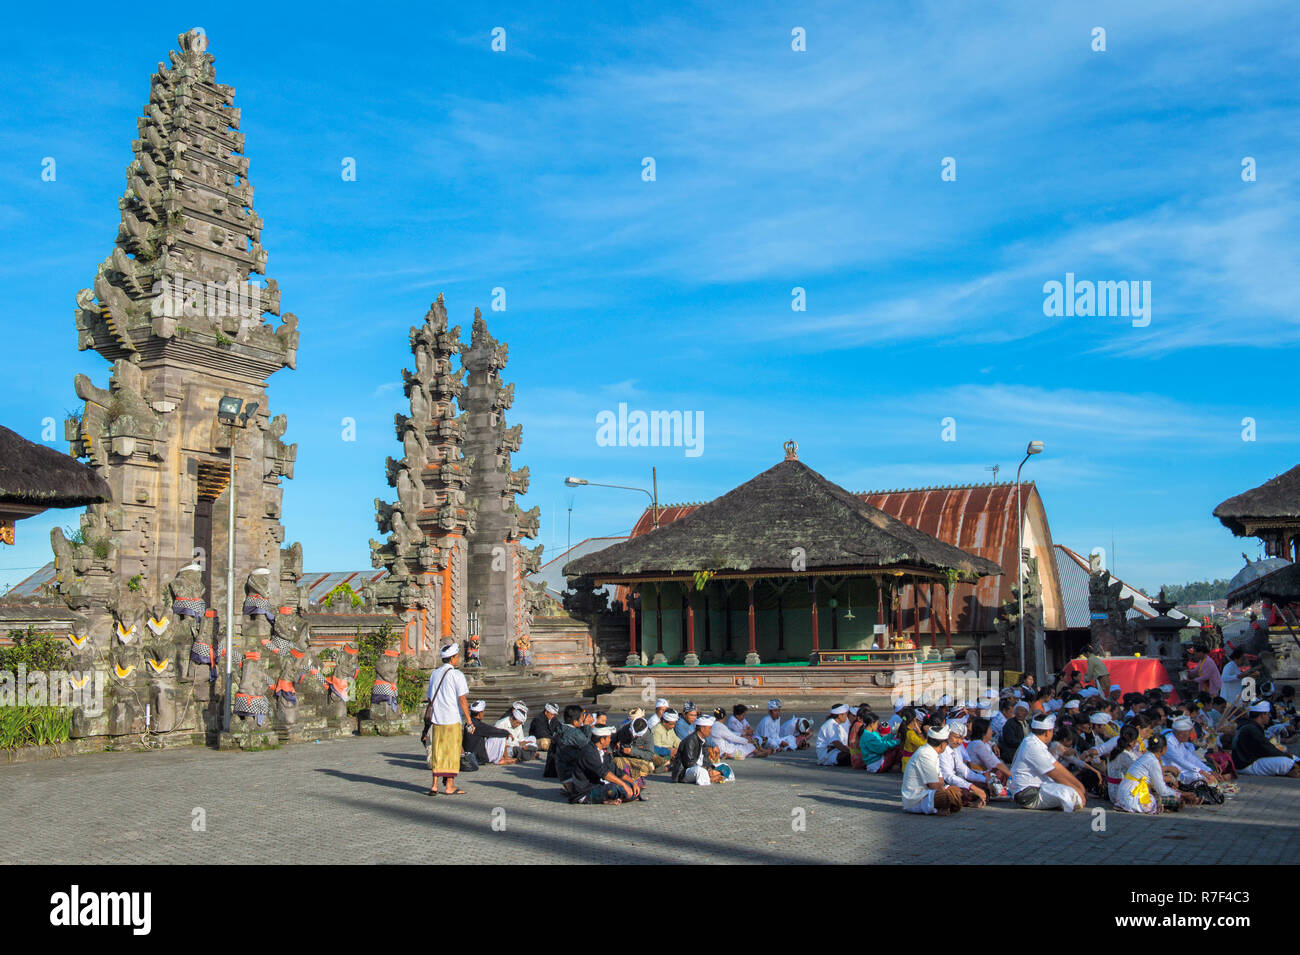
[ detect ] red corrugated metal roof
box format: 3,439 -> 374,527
626,482 -> 1060,634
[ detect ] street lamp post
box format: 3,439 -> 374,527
564,470 -> 659,528
216,396 -> 257,732
1016,440 -> 1044,681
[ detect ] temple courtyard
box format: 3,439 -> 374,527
2,737 -> 1296,865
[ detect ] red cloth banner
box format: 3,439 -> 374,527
1064,657 -> 1180,704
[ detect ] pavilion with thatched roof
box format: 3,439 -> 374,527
564,441 -> 1001,666
1214,464 -> 1300,561
0,425 -> 112,545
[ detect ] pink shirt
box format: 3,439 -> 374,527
1195,656 -> 1221,696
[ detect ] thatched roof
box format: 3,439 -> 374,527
564,457 -> 1003,581
0,426 -> 112,508
1227,561 -> 1300,607
1215,464 -> 1300,535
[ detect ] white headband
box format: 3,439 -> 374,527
441,643 -> 460,659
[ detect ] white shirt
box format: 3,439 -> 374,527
990,712 -> 1008,738
1162,735 -> 1212,778
425,663 -> 468,725
901,743 -> 942,810
1009,734 -> 1058,795
816,718 -> 849,764
494,714 -> 530,746
1220,661 -> 1243,702
938,743 -> 984,788
754,714 -> 784,744
726,715 -> 751,736
646,712 -> 664,731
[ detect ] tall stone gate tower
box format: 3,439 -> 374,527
371,302 -> 541,668
49,30 -> 303,735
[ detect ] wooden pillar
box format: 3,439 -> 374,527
654,585 -> 665,664
943,580 -> 953,644
777,593 -> 785,653
926,582 -> 937,649
724,591 -> 733,654
938,582 -> 950,648
876,578 -> 885,626
831,604 -> 839,650
746,579 -> 760,665
912,576 -> 921,647
810,579 -> 820,652
684,591 -> 699,666
627,590 -> 639,666
703,594 -> 711,653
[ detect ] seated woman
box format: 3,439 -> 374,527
708,707 -> 771,758
1115,733 -> 1197,813
964,717 -> 1011,786
897,707 -> 927,770
857,710 -> 902,772
1105,725 -> 1142,803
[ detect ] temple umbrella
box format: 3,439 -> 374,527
0,425 -> 112,544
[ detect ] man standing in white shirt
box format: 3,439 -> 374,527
901,725 -> 965,815
816,704 -> 853,765
425,642 -> 473,796
1008,713 -> 1087,812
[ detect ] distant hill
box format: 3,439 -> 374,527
1158,579 -> 1232,605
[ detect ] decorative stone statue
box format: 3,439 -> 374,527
231,650 -> 273,727
369,649 -> 401,717
143,641 -> 178,733
243,567 -> 275,623
267,604 -> 307,655
323,644 -> 359,721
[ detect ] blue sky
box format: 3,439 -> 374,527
2,1 -> 1298,596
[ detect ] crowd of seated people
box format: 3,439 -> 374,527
438,671 -> 1299,810
890,668 -> 1300,817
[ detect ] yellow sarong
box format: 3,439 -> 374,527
429,722 -> 461,777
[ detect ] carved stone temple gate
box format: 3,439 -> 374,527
24,30 -> 553,747
44,30 -> 308,744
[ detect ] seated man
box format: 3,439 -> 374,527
1000,701 -> 1031,762
495,703 -> 540,761
754,700 -> 797,751
901,724 -> 966,815
1007,713 -> 1087,812
1163,716 -> 1222,785
671,714 -> 731,786
816,704 -> 853,766
787,716 -> 813,748
936,722 -> 989,806
544,703 -> 594,779
465,700 -> 516,766
529,703 -> 562,752
612,716 -> 658,779
562,725 -> 644,805
651,709 -> 680,765
646,698 -> 671,731
1233,701 -> 1300,777
675,702 -> 701,740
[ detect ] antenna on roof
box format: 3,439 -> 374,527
985,465 -> 1000,483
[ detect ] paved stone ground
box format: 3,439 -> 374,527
2,736 -> 1298,864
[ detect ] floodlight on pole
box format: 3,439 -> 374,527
565,473 -> 659,528
1016,440 -> 1044,682
217,395 -> 257,734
